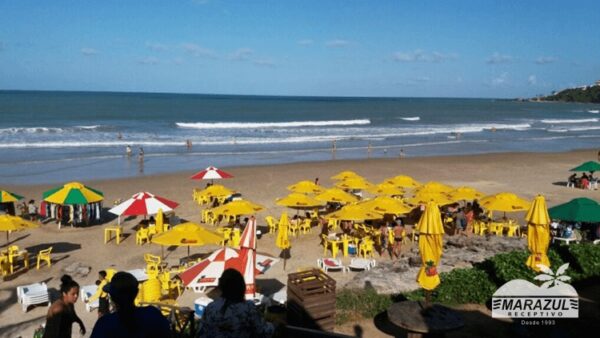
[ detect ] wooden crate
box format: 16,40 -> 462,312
287,269 -> 336,331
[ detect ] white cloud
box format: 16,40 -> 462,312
181,43 -> 217,58
137,56 -> 160,65
81,47 -> 98,56
146,42 -> 168,51
528,75 -> 537,85
253,59 -> 276,67
326,39 -> 350,48
486,52 -> 513,64
491,72 -> 509,86
297,39 -> 314,45
535,56 -> 557,64
393,49 -> 457,63
229,48 -> 254,61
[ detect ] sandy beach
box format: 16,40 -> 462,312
1,149 -> 599,338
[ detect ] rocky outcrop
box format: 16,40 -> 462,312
344,235 -> 526,294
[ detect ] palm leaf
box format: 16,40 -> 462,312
556,263 -> 569,276
538,264 -> 554,275
534,274 -> 554,281
557,275 -> 571,282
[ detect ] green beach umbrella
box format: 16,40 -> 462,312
569,161 -> 600,173
548,198 -> 600,223
0,190 -> 24,203
43,182 -> 104,205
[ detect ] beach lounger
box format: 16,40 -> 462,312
80,284 -> 99,312
17,282 -> 49,312
317,258 -> 347,273
348,258 -> 376,271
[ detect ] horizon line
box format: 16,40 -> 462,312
0,88 -> 515,101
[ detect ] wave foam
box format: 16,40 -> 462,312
588,110 -> 599,114
176,119 -> 371,129
401,117 -> 420,121
540,118 -> 599,124
0,125 -> 107,134
548,126 -> 600,133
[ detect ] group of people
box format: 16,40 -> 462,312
568,172 -> 595,190
43,269 -> 280,338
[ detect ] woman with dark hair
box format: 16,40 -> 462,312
197,269 -> 275,338
43,275 -> 85,338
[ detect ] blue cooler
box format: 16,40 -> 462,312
194,297 -> 212,319
348,244 -> 357,256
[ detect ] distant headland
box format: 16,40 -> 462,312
523,79 -> 600,103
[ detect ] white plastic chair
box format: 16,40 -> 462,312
317,258 -> 347,273
80,284 -> 99,312
348,258 -> 376,271
17,282 -> 49,312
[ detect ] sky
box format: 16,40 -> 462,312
1,0 -> 599,98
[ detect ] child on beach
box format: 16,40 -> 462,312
87,271 -> 109,317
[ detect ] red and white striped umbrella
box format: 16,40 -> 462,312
239,217 -> 257,250
109,192 -> 179,217
190,166 -> 233,180
239,217 -> 257,299
180,246 -> 277,295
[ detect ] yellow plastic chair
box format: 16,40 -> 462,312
359,239 -> 374,258
327,218 -> 339,231
299,219 -> 312,234
288,222 -> 300,237
136,227 -> 150,245
36,247 -> 52,270
265,216 -> 277,234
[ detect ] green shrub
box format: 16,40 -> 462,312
566,243 -> 600,279
432,267 -> 497,305
336,288 -> 393,324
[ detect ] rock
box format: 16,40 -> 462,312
344,234 -> 528,294
76,266 -> 91,277
63,262 -> 80,274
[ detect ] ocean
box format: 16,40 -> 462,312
1,90 -> 599,185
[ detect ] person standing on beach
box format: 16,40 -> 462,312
367,142 -> 372,158
186,139 -> 192,149
138,147 -> 144,161
43,275 -> 86,338
125,145 -> 132,157
392,220 -> 404,259
332,139 -> 336,153
399,148 -> 405,159
87,270 -> 109,318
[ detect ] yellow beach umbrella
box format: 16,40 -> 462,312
480,192 -> 530,212
331,170 -> 363,181
151,222 -> 221,257
315,188 -> 359,204
210,200 -> 264,217
197,184 -> 234,198
276,212 -> 291,269
43,182 -> 104,205
385,175 -> 421,188
276,193 -> 325,208
415,181 -> 454,194
416,201 -> 444,291
328,205 -> 382,221
524,195 -> 551,272
367,183 -> 405,196
408,192 -> 454,206
335,178 -> 373,190
287,180 -> 324,194
0,190 -> 24,203
447,186 -> 484,202
358,196 -> 413,215
0,214 -> 40,242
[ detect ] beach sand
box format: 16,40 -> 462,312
1,149 -> 599,338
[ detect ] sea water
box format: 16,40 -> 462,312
0,90 -> 599,184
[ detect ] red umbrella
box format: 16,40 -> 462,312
109,192 -> 179,217
190,166 -> 233,182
